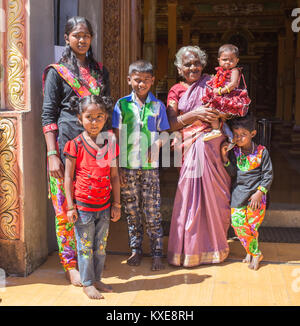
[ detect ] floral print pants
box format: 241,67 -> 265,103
49,176 -> 77,271
231,195 -> 266,257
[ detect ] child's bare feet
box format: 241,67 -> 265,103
65,269 -> 82,287
242,254 -> 252,264
127,252 -> 142,266
151,256 -> 164,271
83,285 -> 104,299
94,281 -> 113,293
248,254 -> 263,270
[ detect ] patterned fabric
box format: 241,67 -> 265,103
75,208 -> 110,286
120,168 -> 163,257
112,91 -> 170,169
202,67 -> 251,117
49,176 -> 77,271
42,64 -> 101,98
234,144 -> 265,171
231,195 -> 266,257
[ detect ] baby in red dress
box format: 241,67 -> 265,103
202,44 -> 251,141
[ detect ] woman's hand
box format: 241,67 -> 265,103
48,155 -> 64,179
192,105 -> 220,123
220,141 -> 229,163
248,190 -> 263,211
67,208 -> 78,224
111,206 -> 121,222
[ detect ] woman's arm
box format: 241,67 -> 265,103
110,166 -> 121,222
167,102 -> 220,132
64,156 -> 78,223
42,68 -> 64,178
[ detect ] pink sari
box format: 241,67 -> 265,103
167,75 -> 231,267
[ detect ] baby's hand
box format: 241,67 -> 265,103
248,190 -> 263,211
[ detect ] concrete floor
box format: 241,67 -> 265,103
1,220 -> 300,307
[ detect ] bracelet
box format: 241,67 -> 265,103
258,186 -> 268,194
47,150 -> 58,157
225,86 -> 230,93
223,161 -> 230,167
177,115 -> 186,126
112,202 -> 121,208
218,87 -> 222,96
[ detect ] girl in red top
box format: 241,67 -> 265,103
64,95 -> 120,300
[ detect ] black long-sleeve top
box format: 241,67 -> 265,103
225,144 -> 273,208
41,65 -> 110,164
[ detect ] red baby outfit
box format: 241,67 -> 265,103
202,67 -> 251,117
64,131 -> 119,212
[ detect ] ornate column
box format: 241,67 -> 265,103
290,1 -> 300,156
283,16 -> 294,122
167,0 -> 177,90
103,0 -> 141,100
0,0 -> 50,276
143,0 -> 156,68
180,1 -> 194,46
276,30 -> 285,120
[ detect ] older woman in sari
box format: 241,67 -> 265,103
167,46 -> 231,267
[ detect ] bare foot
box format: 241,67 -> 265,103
94,281 -> 113,293
242,254 -> 252,264
127,252 -> 142,266
248,254 -> 263,270
65,269 -> 82,287
151,256 -> 165,271
83,285 -> 104,300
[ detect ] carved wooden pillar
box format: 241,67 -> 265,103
290,1 -> 300,156
103,0 -> 141,100
0,0 -> 50,276
143,0 -> 156,68
180,2 -> 194,46
276,30 -> 285,120
283,17 -> 294,122
167,0 -> 177,90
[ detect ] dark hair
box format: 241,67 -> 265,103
218,44 -> 239,58
59,16 -> 106,93
128,60 -> 153,76
229,113 -> 256,132
69,95 -> 113,129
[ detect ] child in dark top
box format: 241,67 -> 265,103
221,114 -> 273,270
64,95 -> 120,300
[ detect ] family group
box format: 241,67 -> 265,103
42,17 -> 273,300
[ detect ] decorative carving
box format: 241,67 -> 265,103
212,3 -> 263,16
6,0 -> 27,111
0,116 -> 20,240
103,0 -> 120,102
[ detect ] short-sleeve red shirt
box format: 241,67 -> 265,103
64,131 -> 119,212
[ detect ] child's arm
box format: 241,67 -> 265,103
64,156 -> 78,224
248,148 -> 273,210
110,166 -> 121,222
214,68 -> 240,95
220,142 -> 237,177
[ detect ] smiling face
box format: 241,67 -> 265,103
78,103 -> 107,140
127,72 -> 155,101
65,23 -> 92,60
218,51 -> 239,70
178,51 -> 203,85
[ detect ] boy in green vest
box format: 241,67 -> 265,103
112,60 -> 170,271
